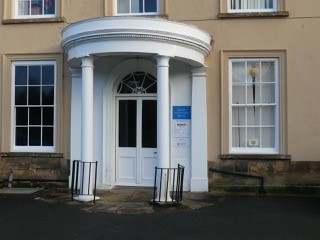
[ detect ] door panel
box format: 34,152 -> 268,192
141,100 -> 157,184
118,155 -> 136,181
118,100 -> 136,147
141,155 -> 157,182
116,98 -> 157,186
142,100 -> 157,148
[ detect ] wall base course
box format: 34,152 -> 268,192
209,157 -> 320,190
0,153 -> 69,182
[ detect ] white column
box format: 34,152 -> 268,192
191,67 -> 208,192
157,55 -> 170,168
81,57 -> 94,163
74,56 -> 98,202
156,55 -> 171,202
69,68 -> 82,188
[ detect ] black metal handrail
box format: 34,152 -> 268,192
71,160 -> 98,203
153,164 -> 185,204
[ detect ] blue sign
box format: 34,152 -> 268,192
173,106 -> 191,119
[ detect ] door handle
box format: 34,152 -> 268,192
154,152 -> 157,154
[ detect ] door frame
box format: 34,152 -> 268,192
115,95 -> 157,186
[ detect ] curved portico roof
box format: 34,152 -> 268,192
61,17 -> 213,66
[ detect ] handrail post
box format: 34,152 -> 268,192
71,160 -> 99,203
152,164 -> 185,204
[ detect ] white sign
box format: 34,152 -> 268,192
172,120 -> 191,147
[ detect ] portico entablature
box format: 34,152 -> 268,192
61,17 -> 213,66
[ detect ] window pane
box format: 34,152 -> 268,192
29,66 -> 41,85
131,0 -> 141,13
261,127 -> 275,148
31,0 -> 43,15
15,86 -> 28,105
118,0 -> 130,13
29,127 -> 41,146
247,83 -> 261,104
247,127 -> 260,147
42,127 -> 53,146
42,86 -> 54,105
261,61 -> 275,82
16,127 -> 28,146
261,106 -> 275,125
232,84 -> 246,104
15,66 -> 28,85
28,86 -> 41,105
16,107 -> 28,125
119,100 -> 136,147
43,107 -> 54,125
232,127 -> 246,147
145,0 -> 157,12
29,107 -> 41,125
247,107 -> 260,126
117,72 -> 157,94
232,62 -> 246,83
142,100 -> 157,148
261,83 -> 275,103
143,73 -> 157,93
42,65 -> 54,85
232,106 -> 245,126
230,0 -> 275,10
18,0 -> 30,15
44,0 -> 55,14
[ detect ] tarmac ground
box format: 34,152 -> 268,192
1,187 -> 320,240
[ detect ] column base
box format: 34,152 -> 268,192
190,178 -> 208,192
73,194 -> 100,202
153,196 -> 173,203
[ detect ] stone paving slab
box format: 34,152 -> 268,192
87,201 -> 154,214
0,187 -> 42,194
11,186 -> 215,214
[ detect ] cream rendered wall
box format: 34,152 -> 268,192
63,0 -> 104,23
167,0 -> 320,163
0,3 -> 66,155
2,0 -> 320,183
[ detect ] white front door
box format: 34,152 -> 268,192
116,97 -> 157,186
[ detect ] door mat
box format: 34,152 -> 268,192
0,188 -> 43,194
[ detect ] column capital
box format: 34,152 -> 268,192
191,66 -> 208,77
156,55 -> 170,67
81,56 -> 95,68
69,67 -> 82,78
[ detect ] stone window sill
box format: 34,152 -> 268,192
218,11 -> 289,19
220,154 -> 291,161
0,152 -> 64,158
2,17 -> 65,25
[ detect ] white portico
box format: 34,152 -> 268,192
61,17 -> 213,197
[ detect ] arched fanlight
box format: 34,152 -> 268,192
117,72 -> 157,94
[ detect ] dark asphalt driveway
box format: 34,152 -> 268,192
1,193 -> 320,240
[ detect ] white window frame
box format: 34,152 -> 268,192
11,61 -> 56,152
227,0 -> 277,13
15,0 -> 57,19
229,58 -> 279,154
115,0 -> 159,16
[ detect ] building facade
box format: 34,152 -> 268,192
1,0 -> 320,192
